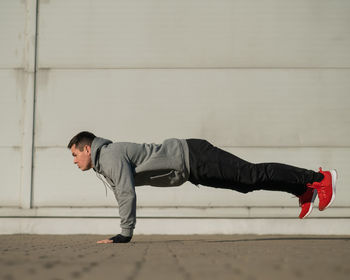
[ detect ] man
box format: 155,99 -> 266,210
68,131 -> 337,244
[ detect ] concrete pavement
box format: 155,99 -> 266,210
0,235 -> 349,280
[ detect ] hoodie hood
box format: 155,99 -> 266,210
91,137 -> 112,172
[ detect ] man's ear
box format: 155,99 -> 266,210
84,145 -> 91,155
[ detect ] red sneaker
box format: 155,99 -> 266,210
307,168 -> 337,211
298,188 -> 317,219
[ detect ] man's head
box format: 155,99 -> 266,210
67,131 -> 96,171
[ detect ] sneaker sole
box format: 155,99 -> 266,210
303,189 -> 317,218
323,169 -> 337,210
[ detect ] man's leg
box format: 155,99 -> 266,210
185,139 -> 335,218
186,139 -> 322,195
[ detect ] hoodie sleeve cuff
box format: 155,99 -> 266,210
121,228 -> 133,237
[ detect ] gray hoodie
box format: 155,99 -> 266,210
91,137 -> 190,237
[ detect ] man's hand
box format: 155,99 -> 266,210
96,239 -> 113,244
96,234 -> 132,244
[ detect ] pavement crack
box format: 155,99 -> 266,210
126,245 -> 149,280
167,243 -> 191,280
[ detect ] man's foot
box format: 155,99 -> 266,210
298,187 -> 317,219
307,168 -> 337,211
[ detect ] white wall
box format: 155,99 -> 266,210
0,0 -> 35,208
1,0 -> 350,234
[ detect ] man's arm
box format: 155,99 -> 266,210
97,157 -> 136,244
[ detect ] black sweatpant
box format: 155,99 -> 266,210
186,139 -> 323,196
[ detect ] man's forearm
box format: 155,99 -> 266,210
114,190 -> 137,237
121,228 -> 134,237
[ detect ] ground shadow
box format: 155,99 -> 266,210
132,236 -> 350,244
207,237 -> 350,243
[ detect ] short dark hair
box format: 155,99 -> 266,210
67,131 -> 96,151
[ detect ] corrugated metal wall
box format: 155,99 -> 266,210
1,0 -> 350,234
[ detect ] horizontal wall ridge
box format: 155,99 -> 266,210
34,67 -> 350,70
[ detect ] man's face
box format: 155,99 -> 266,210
70,144 -> 92,171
